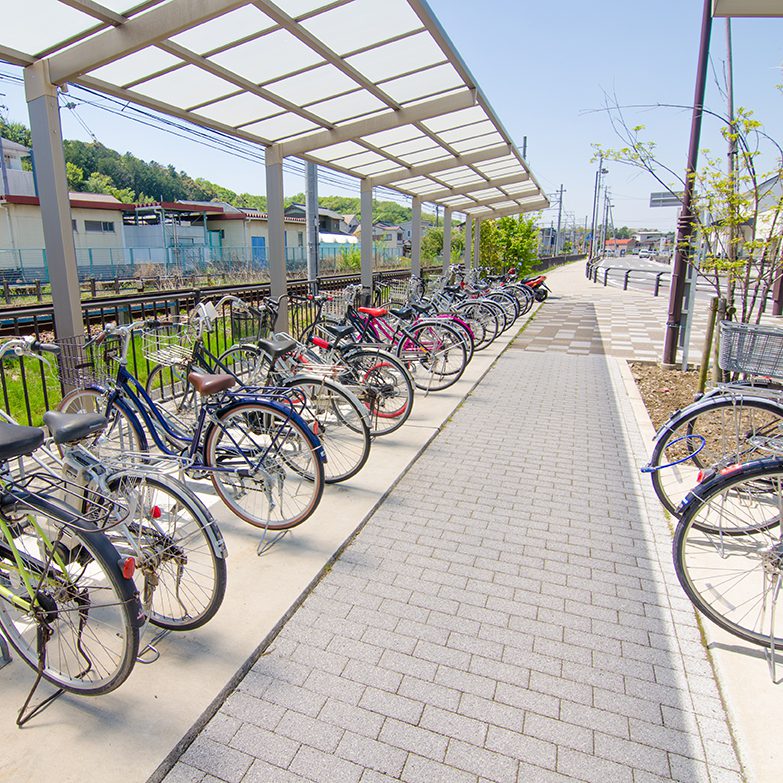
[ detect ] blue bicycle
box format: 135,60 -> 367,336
56,321 -> 326,531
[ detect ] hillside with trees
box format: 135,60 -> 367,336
0,112 -> 414,222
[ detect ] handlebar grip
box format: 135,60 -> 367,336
32,341 -> 61,355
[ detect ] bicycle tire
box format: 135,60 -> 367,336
0,517 -> 140,695
674,457 -> 783,648
282,376 -> 371,483
339,347 -> 415,436
649,395 -> 783,516
396,320 -> 468,391
105,472 -> 227,630
203,401 -> 324,530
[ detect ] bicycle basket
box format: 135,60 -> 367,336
231,305 -> 271,343
322,286 -> 361,319
57,334 -> 120,388
719,321 -> 783,377
142,320 -> 197,367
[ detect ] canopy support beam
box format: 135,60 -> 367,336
411,197 -> 422,279
24,60 -> 82,339
369,144 -> 511,187
423,174 -> 532,202
474,219 -> 481,270
48,0 -> 247,83
464,217 -> 472,270
360,179 -> 373,305
305,161 -> 319,292
279,90 -> 476,158
265,145 -> 287,329
442,208 -> 452,273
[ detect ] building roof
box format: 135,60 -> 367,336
0,137 -> 30,155
2,193 -> 128,211
606,238 -> 633,246
0,1 -> 548,220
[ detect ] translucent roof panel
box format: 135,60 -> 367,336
1,0 -> 548,217
170,7 -> 276,55
301,0 -> 424,56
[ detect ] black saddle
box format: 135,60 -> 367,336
324,323 -> 355,341
258,335 -> 297,359
42,411 -> 107,445
0,422 -> 44,461
390,306 -> 415,320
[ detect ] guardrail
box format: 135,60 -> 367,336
0,265 -> 437,426
585,260 -> 672,297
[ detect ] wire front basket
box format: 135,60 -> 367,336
322,285 -> 362,319
142,320 -> 197,367
719,321 -> 783,378
231,304 -> 271,343
57,334 -> 120,388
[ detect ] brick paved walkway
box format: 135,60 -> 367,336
161,264 -> 743,783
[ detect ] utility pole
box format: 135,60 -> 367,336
663,0 -> 713,365
589,156 -> 608,258
522,136 -> 528,159
555,184 -> 565,255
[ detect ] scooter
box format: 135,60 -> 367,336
520,274 -> 551,302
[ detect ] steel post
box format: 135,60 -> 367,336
662,0 -> 713,366
411,197 -> 422,279
442,207 -> 452,273
24,61 -> 82,338
463,217 -> 472,269
265,145 -> 288,329
360,178 -> 373,305
305,161 -> 319,293
473,219 -> 481,270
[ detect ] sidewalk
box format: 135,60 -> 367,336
159,264 -> 752,783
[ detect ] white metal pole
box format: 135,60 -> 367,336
305,161 -> 319,292
265,145 -> 287,329
442,207 -> 452,273
473,219 -> 481,271
360,178 -> 373,304
24,61 -> 82,339
463,217 -> 472,269
411,197 -> 422,278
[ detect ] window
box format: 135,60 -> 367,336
72,219 -> 78,232
85,220 -> 115,233
298,232 -> 304,246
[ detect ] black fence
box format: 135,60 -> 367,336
1,265 -> 438,426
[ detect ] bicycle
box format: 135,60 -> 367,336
0,406 -> 143,720
0,336 -> 227,631
55,321 -> 326,532
144,298 -> 371,484
645,321 -> 783,515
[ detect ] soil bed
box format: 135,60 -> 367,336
629,362 -> 701,430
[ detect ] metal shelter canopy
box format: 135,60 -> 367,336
712,0 -> 783,16
0,0 -> 548,219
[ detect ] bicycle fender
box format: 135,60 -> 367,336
210,399 -> 327,463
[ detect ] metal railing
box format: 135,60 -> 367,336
0,265 -> 437,426
585,260 -> 671,297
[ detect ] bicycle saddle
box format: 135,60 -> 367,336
410,301 -> 434,315
357,307 -> 388,317
390,306 -> 414,320
258,335 -> 297,359
324,323 -> 355,341
188,372 -> 237,397
0,422 -> 44,461
42,411 -> 107,444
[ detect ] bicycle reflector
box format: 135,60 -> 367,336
719,464 -> 743,477
150,505 -> 162,519
120,557 -> 136,579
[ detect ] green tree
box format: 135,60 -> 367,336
83,171 -> 136,203
478,214 -> 539,273
0,110 -> 32,147
66,162 -> 84,191
421,227 -> 443,261
595,106 -> 783,324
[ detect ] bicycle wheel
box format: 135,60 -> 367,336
57,388 -> 147,459
145,363 -> 202,435
486,291 -> 519,328
649,395 -> 783,516
203,402 -> 324,530
454,301 -> 499,349
674,458 -> 783,648
436,316 -> 475,365
0,518 -> 140,695
339,347 -> 414,436
396,321 -> 468,392
284,377 -> 371,483
477,298 -> 508,335
105,472 -> 227,630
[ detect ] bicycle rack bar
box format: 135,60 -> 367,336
654,272 -> 666,297
603,269 -> 609,286
623,270 -> 632,290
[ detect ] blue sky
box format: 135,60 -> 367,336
1,1 -> 781,233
